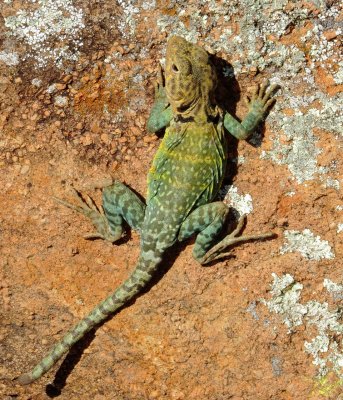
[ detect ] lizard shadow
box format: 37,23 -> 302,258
210,55 -> 269,189
45,330 -> 96,397
45,58 -> 273,396
45,237 -> 184,397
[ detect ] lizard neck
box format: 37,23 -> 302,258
172,96 -> 219,124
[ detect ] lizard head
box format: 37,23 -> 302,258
165,36 -> 217,120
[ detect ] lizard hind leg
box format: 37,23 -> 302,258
198,214 -> 275,265
53,181 -> 145,243
178,202 -> 230,261
102,181 -> 146,238
178,203 -> 275,265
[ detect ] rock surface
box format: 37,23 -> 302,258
0,1 -> 342,399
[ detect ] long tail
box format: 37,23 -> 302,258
17,255 -> 160,385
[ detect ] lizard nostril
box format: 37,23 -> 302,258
172,64 -> 179,72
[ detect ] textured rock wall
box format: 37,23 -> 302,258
0,1 -> 342,399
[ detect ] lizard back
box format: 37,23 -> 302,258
146,118 -> 227,223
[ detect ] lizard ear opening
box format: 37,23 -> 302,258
172,64 -> 179,72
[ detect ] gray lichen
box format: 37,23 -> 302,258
246,301 -> 260,321
262,92 -> 342,184
262,274 -> 343,378
271,356 -> 283,377
54,95 -> 69,107
31,78 -> 42,87
4,0 -> 85,68
0,50 -> 19,66
280,229 -> 335,260
324,279 -> 343,301
221,185 -> 254,215
116,0 -> 140,37
261,273 -> 307,332
304,300 -> 343,378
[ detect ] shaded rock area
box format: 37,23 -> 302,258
0,1 -> 342,399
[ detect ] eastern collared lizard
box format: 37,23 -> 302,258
18,36 -> 278,385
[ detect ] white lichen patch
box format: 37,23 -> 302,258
236,155 -> 245,165
261,92 -> 342,184
116,0 -> 140,37
261,273 -> 307,331
262,274 -> 343,378
280,229 -> 335,260
337,224 -> 343,234
246,301 -> 260,321
47,84 -> 57,94
0,50 -> 19,66
256,4 -> 342,186
222,185 -> 253,215
324,279 -> 343,301
323,177 -> 340,190
142,1 -> 156,11
304,300 -> 343,378
309,14 -> 341,65
4,0 -> 85,68
54,95 -> 68,107
333,61 -> 343,85
31,78 -> 42,87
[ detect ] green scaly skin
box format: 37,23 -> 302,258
17,36 -> 278,385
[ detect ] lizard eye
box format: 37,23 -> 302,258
172,64 -> 179,72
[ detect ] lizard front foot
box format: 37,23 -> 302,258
198,215 -> 275,265
53,188 -> 122,243
246,80 -> 280,116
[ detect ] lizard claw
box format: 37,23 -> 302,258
229,213 -> 246,237
245,96 -> 251,107
261,83 -> 280,112
53,188 -> 100,219
258,80 -> 270,99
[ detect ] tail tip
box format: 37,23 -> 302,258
16,373 -> 35,385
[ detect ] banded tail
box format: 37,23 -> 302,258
17,255 -> 160,385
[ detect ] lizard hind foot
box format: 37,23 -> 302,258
53,187 -> 102,217
199,215 -> 276,265
53,187 -> 122,243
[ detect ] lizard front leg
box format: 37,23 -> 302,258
146,64 -> 173,133
54,181 -> 146,243
224,81 -> 279,140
